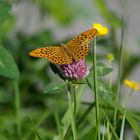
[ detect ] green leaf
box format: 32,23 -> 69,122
86,75 -> 113,101
0,0 -> 11,22
97,62 -> 113,77
86,62 -> 113,90
0,46 -> 19,80
126,111 -> 140,139
98,82 -> 113,101
44,83 -> 66,94
79,126 -> 97,140
87,62 -> 113,80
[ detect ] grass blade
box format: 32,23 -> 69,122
29,115 -> 42,140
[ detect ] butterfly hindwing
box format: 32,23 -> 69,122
29,46 -> 72,65
72,44 -> 89,60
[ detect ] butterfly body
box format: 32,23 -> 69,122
29,28 -> 97,65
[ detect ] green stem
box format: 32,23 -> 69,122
67,81 -> 77,140
73,84 -> 77,115
119,89 -> 133,140
119,109 -> 126,140
14,80 -> 21,139
108,61 -> 112,88
107,122 -> 109,140
93,36 -> 100,140
113,17 -> 125,127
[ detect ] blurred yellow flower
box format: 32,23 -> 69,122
93,23 -> 109,36
107,53 -> 114,62
124,79 -> 140,90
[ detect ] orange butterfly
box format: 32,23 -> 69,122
29,28 -> 97,65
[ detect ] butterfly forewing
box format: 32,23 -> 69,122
67,28 -> 97,46
29,46 -> 72,65
66,28 -> 97,60
29,28 -> 97,64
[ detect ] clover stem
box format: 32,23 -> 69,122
73,84 -> 77,115
67,81 -> 77,140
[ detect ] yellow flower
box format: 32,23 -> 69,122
107,53 -> 114,62
93,23 -> 109,36
124,79 -> 140,90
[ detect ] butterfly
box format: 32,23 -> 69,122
29,28 -> 97,65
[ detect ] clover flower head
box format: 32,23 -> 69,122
60,60 -> 89,80
124,79 -> 140,90
107,53 -> 114,62
93,23 -> 109,36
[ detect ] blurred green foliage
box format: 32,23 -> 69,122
35,0 -> 76,24
0,0 -> 11,22
34,0 -> 89,25
0,0 -> 14,40
0,0 -> 140,139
